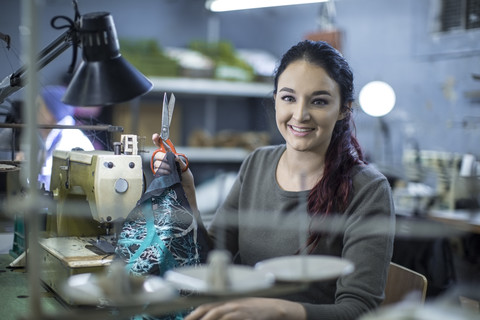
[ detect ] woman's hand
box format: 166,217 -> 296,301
152,133 -> 192,179
185,298 -> 306,320
151,133 -> 199,214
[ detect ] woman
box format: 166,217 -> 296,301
153,40 -> 395,320
15,85 -> 95,190
37,85 -> 95,190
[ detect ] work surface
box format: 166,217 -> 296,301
0,254 -> 66,320
428,209 -> 480,234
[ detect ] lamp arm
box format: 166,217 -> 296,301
0,29 -> 75,104
0,122 -> 124,132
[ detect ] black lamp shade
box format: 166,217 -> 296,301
63,12 -> 152,106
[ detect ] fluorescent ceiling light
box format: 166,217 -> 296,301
206,0 -> 328,12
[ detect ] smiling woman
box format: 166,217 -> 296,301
152,40 -> 395,320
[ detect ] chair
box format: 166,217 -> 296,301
382,262 -> 428,306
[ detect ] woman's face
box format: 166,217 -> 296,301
275,59 -> 345,155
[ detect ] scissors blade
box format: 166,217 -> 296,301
167,93 -> 175,126
161,92 -> 170,140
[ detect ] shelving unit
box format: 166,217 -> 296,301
148,76 -> 273,98
132,77 -> 273,186
141,146 -> 249,185
143,146 -> 249,163
135,77 -> 273,164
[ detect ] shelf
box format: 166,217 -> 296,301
148,77 -> 273,98
143,146 -> 249,163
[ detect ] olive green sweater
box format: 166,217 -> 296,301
208,145 -> 395,320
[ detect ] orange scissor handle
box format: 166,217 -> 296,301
150,139 -> 189,174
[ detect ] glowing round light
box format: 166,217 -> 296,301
359,81 -> 396,117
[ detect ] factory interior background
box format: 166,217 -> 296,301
0,0 -> 479,319
1,0 -> 479,162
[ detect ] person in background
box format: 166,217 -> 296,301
36,85 -> 94,190
153,40 -> 395,320
59,72 -> 106,150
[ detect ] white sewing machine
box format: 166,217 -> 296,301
39,134 -> 145,303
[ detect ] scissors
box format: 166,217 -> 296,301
150,92 -> 189,174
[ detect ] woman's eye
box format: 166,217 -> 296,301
281,95 -> 295,102
312,98 -> 328,106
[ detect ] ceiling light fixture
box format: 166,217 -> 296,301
205,0 -> 328,12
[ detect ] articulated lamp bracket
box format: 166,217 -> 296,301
0,0 -> 152,106
0,13 -> 78,104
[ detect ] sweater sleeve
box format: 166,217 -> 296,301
207,145 -> 285,260
302,167 -> 396,320
207,150 -> 251,255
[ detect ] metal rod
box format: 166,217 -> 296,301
0,123 -> 124,132
21,0 -> 43,318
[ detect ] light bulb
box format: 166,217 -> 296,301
359,81 -> 396,117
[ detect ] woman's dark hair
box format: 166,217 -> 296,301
273,40 -> 366,253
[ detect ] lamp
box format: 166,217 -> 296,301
205,0 -> 328,12
358,81 -> 396,117
358,81 -> 396,167
63,12 -> 152,106
0,2 -> 152,106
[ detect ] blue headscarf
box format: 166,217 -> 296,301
40,85 -> 75,122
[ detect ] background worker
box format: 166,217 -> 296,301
30,85 -> 94,190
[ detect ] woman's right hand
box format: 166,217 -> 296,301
151,133 -> 199,213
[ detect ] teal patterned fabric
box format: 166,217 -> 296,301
115,152 -> 210,319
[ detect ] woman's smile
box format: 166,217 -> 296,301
288,124 -> 315,136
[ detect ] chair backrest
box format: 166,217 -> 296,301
382,262 -> 428,306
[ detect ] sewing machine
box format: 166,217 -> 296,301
398,149 -> 479,213
39,134 -> 145,303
